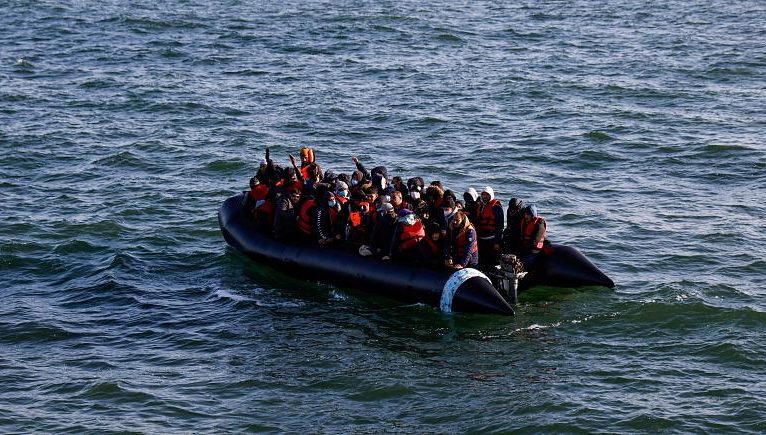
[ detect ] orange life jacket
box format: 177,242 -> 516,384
476,199 -> 500,235
399,220 -> 425,252
297,199 -> 316,235
452,223 -> 478,259
522,217 -> 547,251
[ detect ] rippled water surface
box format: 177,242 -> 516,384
2,0 -> 765,432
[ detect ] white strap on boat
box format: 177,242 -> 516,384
440,268 -> 492,314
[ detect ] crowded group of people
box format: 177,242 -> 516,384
243,147 -> 548,273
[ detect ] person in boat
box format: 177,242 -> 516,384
244,176 -> 268,218
256,148 -> 281,185
519,204 -> 547,269
423,222 -> 444,267
406,176 -> 424,204
423,184 -> 444,231
462,187 -> 478,222
334,180 -> 349,205
502,198 -> 525,256
300,162 -> 322,198
297,146 -> 319,180
296,193 -> 319,242
475,186 -> 504,270
443,210 -> 479,270
316,191 -> 343,245
255,159 -> 269,184
344,198 -> 375,253
367,202 -> 397,258
370,166 -> 392,197
389,190 -> 410,213
391,176 -> 409,199
389,209 -> 429,262
273,188 -> 302,243
440,190 -> 458,231
279,167 -> 304,196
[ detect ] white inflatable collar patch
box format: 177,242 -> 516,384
440,268 -> 492,314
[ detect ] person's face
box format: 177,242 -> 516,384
481,192 -> 490,203
452,217 -> 463,228
391,192 -> 402,206
289,193 -> 301,204
366,193 -> 377,203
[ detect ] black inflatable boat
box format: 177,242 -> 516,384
219,193 -> 614,316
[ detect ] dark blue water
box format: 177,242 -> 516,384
2,0 -> 765,432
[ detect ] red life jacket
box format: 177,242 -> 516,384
452,223 -> 479,259
300,165 -> 312,181
522,217 -> 547,251
248,184 -> 269,202
337,196 -> 348,205
258,198 -> 276,225
399,220 -> 425,252
297,199 -> 316,235
476,199 -> 500,235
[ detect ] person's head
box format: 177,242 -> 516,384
428,223 -> 442,241
481,186 -> 494,204
325,191 -> 337,208
364,186 -> 378,204
508,198 -> 523,216
407,177 -> 424,198
430,180 -> 443,190
451,210 -> 465,227
299,147 -> 314,165
259,158 -> 267,169
443,196 -> 456,211
323,170 -> 336,183
463,187 -> 478,204
523,204 -> 538,221
308,162 -> 320,178
351,170 -> 364,186
377,202 -> 395,219
249,176 -> 259,189
335,181 -> 349,198
392,176 -> 403,187
288,189 -> 301,204
390,190 -> 403,206
426,185 -> 443,204
284,167 -> 297,182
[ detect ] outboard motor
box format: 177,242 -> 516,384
492,254 -> 527,304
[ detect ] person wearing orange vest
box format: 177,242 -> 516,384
443,210 -> 478,269
519,204 -> 547,269
244,176 -> 269,218
474,186 -> 504,269
388,209 -> 427,262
